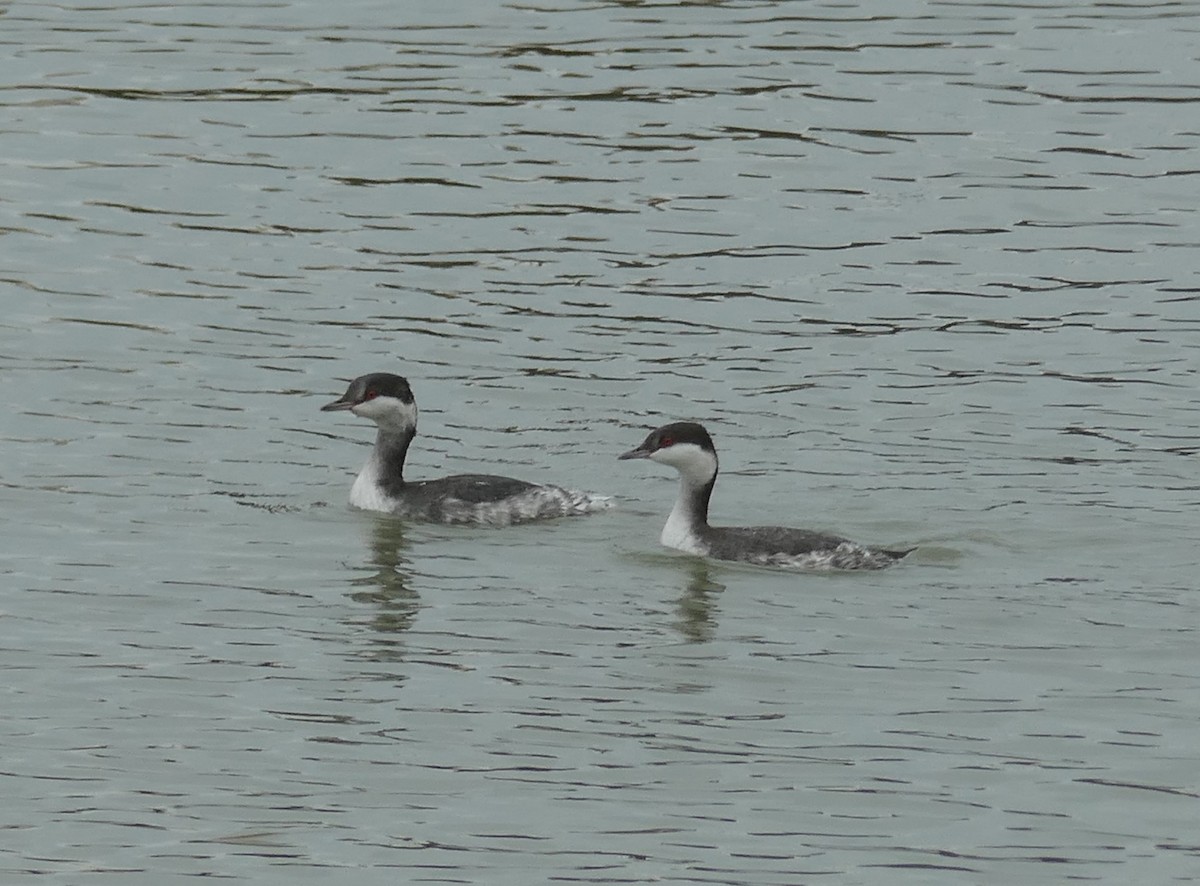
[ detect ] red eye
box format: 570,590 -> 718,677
659,436 -> 673,448
364,389 -> 378,400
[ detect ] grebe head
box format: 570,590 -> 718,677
321,372 -> 418,433
619,421 -> 718,484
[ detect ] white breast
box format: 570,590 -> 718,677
660,500 -> 707,555
349,460 -> 395,512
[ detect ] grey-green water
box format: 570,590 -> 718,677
3,1 -> 1198,883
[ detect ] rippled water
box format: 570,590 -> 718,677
3,1 -> 1199,882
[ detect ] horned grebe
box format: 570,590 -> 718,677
619,422 -> 910,570
322,372 -> 610,525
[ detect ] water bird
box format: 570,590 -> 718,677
619,421 -> 910,570
322,372 -> 611,525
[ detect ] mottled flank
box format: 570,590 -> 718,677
349,453 -> 613,525
703,526 -> 909,571
391,484 -> 612,526
747,541 -> 909,571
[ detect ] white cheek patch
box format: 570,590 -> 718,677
352,396 -> 417,432
650,442 -> 716,482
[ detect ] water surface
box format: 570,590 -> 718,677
2,1 -> 1199,883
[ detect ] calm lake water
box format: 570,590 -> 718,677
3,0 -> 1199,883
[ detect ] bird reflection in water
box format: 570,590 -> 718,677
347,517 -> 420,650
674,559 -> 724,643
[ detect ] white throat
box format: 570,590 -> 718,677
651,442 -> 716,555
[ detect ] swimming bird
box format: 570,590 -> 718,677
322,372 -> 611,525
619,421 -> 910,570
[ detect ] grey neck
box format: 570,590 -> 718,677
371,427 -> 415,496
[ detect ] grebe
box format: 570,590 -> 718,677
322,372 -> 611,525
619,421 -> 909,570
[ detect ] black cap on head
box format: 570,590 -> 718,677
618,421 -> 715,459
321,372 -> 415,412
